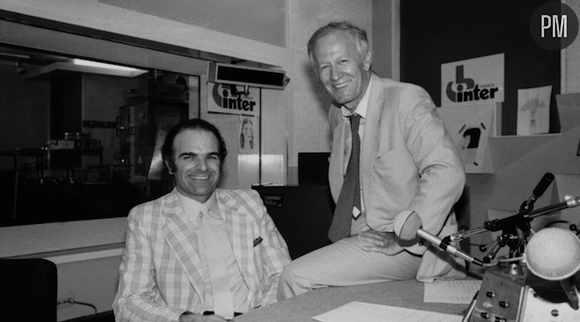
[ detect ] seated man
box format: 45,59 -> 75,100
114,118 -> 291,322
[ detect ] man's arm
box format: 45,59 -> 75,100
113,213 -> 186,322
401,85 -> 466,233
359,84 -> 465,255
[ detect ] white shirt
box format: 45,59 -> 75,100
176,191 -> 250,313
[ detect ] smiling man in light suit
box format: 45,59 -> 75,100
114,118 -> 290,322
278,21 -> 466,300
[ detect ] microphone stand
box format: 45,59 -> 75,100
450,195 -> 580,263
455,194 -> 580,321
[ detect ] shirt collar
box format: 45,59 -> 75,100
341,76 -> 372,119
204,193 -> 221,219
176,190 -> 221,219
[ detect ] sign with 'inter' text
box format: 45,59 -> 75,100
208,82 -> 260,116
441,53 -> 504,107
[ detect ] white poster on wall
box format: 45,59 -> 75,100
438,103 -> 495,173
239,115 -> 258,154
441,53 -> 504,107
517,85 -> 551,136
208,82 -> 260,116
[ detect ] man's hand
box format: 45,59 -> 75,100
180,312 -> 229,322
358,229 -> 404,255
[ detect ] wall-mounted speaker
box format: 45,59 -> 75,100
208,62 -> 288,90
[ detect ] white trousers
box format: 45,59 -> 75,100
277,235 -> 422,300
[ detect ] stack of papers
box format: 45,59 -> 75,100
424,280 -> 481,304
312,301 -> 462,322
313,280 -> 482,322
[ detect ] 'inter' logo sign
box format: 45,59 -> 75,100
207,82 -> 260,117
530,2 -> 579,51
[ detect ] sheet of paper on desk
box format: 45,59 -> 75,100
424,280 -> 482,304
312,301 -> 462,322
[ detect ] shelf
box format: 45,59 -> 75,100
0,147 -> 103,179
440,101 -> 580,174
487,134 -> 560,172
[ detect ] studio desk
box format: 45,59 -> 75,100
234,280 -> 467,322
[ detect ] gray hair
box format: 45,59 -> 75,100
307,21 -> 370,62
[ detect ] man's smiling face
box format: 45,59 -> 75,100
312,31 -> 372,112
170,128 -> 221,203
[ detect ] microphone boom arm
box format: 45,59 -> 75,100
447,195 -> 580,263
484,195 -> 580,232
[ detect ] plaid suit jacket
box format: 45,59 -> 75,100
113,188 -> 290,322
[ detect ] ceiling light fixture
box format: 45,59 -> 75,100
71,59 -> 145,73
23,58 -> 148,80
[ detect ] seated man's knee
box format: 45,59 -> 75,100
277,261 -> 307,300
280,261 -> 298,284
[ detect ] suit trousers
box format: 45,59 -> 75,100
277,234 -> 422,300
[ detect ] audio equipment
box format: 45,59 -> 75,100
469,228 -> 580,322
391,171 -> 580,322
470,264 -> 580,321
525,228 -> 580,310
252,185 -> 333,259
520,173 -> 555,212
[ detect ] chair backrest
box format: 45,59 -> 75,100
0,258 -> 57,322
253,185 -> 334,259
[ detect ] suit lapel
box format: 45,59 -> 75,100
361,74 -> 383,204
218,191 -> 257,299
161,193 -> 205,303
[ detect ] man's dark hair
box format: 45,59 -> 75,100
162,118 -> 228,173
307,21 -> 370,61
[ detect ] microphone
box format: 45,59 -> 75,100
520,172 -> 555,211
394,211 -> 483,266
525,227 -> 580,310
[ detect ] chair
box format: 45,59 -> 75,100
0,258 -> 57,322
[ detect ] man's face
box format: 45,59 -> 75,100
169,129 -> 221,203
312,31 -> 371,112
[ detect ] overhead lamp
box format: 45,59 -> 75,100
71,59 -> 145,74
23,58 -> 148,80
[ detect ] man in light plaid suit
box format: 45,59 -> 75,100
114,119 -> 291,322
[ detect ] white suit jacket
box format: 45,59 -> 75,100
113,188 -> 290,322
328,74 -> 467,281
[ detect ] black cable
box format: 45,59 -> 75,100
467,242 -> 489,248
73,300 -> 98,317
543,220 -> 579,235
544,220 -> 572,227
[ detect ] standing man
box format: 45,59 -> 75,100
278,21 -> 466,299
114,119 -> 290,322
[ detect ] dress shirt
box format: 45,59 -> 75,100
176,191 -> 250,314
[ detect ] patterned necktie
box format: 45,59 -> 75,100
328,113 -> 361,242
200,205 -> 235,319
